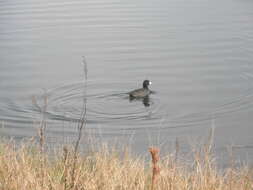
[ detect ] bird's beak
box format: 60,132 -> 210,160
149,81 -> 152,85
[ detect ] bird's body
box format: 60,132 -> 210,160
129,80 -> 152,98
129,88 -> 150,98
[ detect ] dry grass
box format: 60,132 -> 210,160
0,141 -> 252,190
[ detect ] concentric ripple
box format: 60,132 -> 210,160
30,81 -> 163,129
4,77 -> 247,132
1,77 -> 253,133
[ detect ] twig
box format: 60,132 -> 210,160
70,56 -> 88,188
174,137 -> 179,164
61,146 -> 69,190
33,92 -> 48,188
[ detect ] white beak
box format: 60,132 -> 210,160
149,81 -> 152,85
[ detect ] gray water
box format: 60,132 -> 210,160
0,0 -> 253,163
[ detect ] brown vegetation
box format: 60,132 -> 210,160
0,140 -> 252,190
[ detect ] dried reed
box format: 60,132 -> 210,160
70,56 -> 88,188
0,140 -> 252,190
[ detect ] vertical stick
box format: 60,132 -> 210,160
149,147 -> 160,190
71,56 -> 88,188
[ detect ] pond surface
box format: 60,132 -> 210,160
0,0 -> 253,163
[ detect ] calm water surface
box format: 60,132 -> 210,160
0,0 -> 253,163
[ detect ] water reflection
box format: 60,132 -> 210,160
129,95 -> 150,107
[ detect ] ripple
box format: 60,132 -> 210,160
1,77 -> 253,132
0,77 -> 241,131
26,81 -> 162,128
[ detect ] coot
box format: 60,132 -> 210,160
129,80 -> 152,98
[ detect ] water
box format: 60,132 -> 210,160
0,0 -> 253,163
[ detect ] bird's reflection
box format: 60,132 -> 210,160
129,95 -> 150,107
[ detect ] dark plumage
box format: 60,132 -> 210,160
129,80 -> 152,98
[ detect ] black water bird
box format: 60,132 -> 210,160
129,80 -> 152,98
